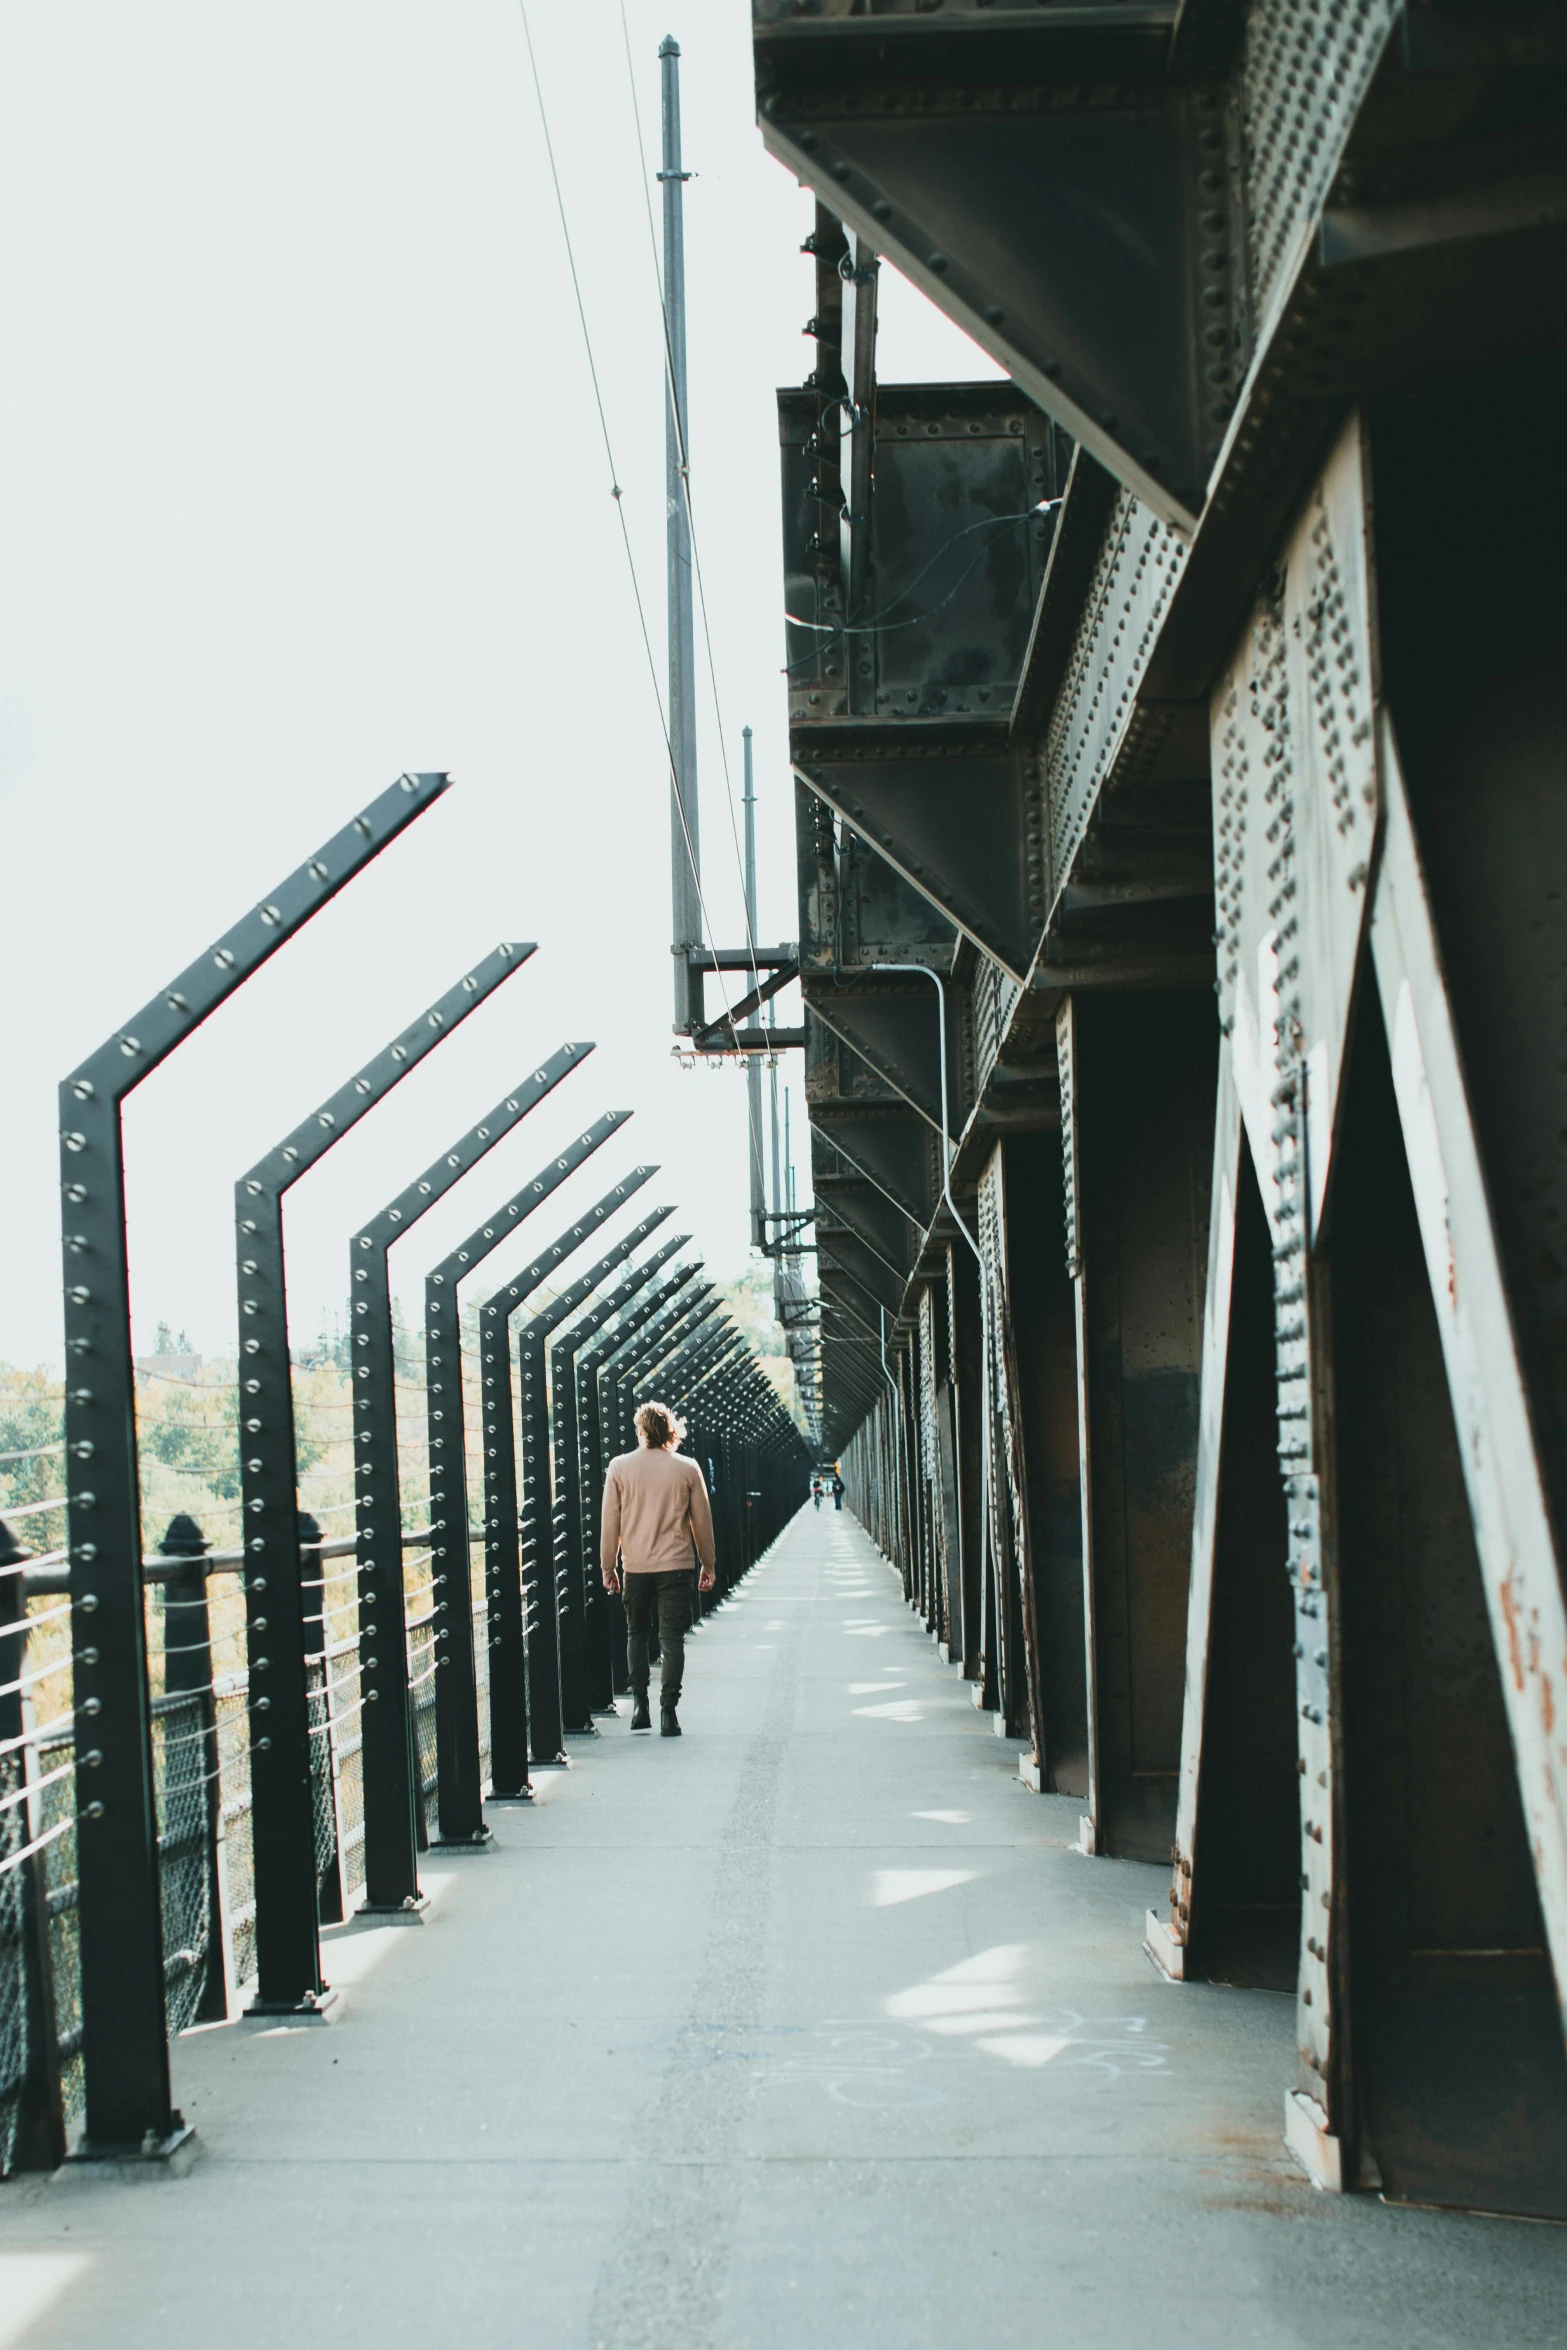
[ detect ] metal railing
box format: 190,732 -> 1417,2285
1,774 -> 808,2178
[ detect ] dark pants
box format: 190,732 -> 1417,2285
833,1492 -> 842,1510
623,1570 -> 693,1707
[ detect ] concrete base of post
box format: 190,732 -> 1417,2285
243,1986 -> 341,2026
428,1828 -> 495,1853
55,2121 -> 198,2182
1143,1909 -> 1185,1982
1285,2090 -> 1344,2192
354,1895 -> 429,1927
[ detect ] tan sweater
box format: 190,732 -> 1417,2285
600,1446 -> 715,1577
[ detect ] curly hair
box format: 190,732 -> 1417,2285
634,1399 -> 683,1450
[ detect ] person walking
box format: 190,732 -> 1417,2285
811,1475 -> 822,1512
831,1471 -> 845,1512
600,1399 -> 716,1737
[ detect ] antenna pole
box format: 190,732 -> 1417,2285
743,725 -> 766,1250
661,35 -> 701,1030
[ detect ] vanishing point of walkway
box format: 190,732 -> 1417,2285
1,1511 -> 1563,2348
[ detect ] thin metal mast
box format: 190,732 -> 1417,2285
784,1084 -> 795,1218
661,35 -> 701,1030
742,724 -> 766,1250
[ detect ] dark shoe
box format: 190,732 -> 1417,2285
660,1705 -> 681,1738
630,1695 -> 651,1732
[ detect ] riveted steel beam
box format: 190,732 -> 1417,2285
755,5 -> 1237,530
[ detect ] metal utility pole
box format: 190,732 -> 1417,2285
784,1084 -> 795,1220
743,725 -> 766,1250
662,35 -> 701,1031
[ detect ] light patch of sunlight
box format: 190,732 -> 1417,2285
872,1867 -> 976,1907
914,1809 -> 971,1824
0,2255 -> 90,2347
976,2034 -> 1070,2068
843,1626 -> 891,1638
925,2010 -> 1043,2037
764,1620 -> 788,1629
886,1943 -> 1032,2028
935,1945 -> 1030,1983
854,1699 -> 924,1722
850,1680 -> 905,1694
317,1924 -> 405,1985
887,1958 -> 1026,2021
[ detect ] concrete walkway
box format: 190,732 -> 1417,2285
1,1509 -> 1563,2348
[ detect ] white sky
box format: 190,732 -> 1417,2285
0,0 -> 999,1370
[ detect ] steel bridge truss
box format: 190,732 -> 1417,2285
756,0 -> 1567,2220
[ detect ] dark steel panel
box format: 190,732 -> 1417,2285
780,383 -> 1059,729
756,10 -> 1235,525
1331,984 -> 1567,2217
1003,1131 -> 1088,1797
797,744 -> 1039,981
1177,1128 -> 1298,1987
1073,991 -> 1216,1861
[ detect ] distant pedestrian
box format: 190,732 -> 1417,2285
600,1399 -> 716,1738
811,1475 -> 823,1511
831,1472 -> 844,1512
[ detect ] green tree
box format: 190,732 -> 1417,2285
0,1366 -> 66,1516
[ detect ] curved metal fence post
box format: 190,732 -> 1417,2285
349,1044 -> 588,1906
603,1296 -> 722,1462
60,769 -> 448,2157
294,1510 -> 342,1929
480,1168 -> 656,1770
547,1234 -> 687,1728
0,1518 -> 66,2176
154,1513 -> 227,2029
597,1296 -> 723,1677
425,1115 -> 632,1804
576,1268 -> 707,1702
512,1209 -> 674,1740
238,941 -> 528,2007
